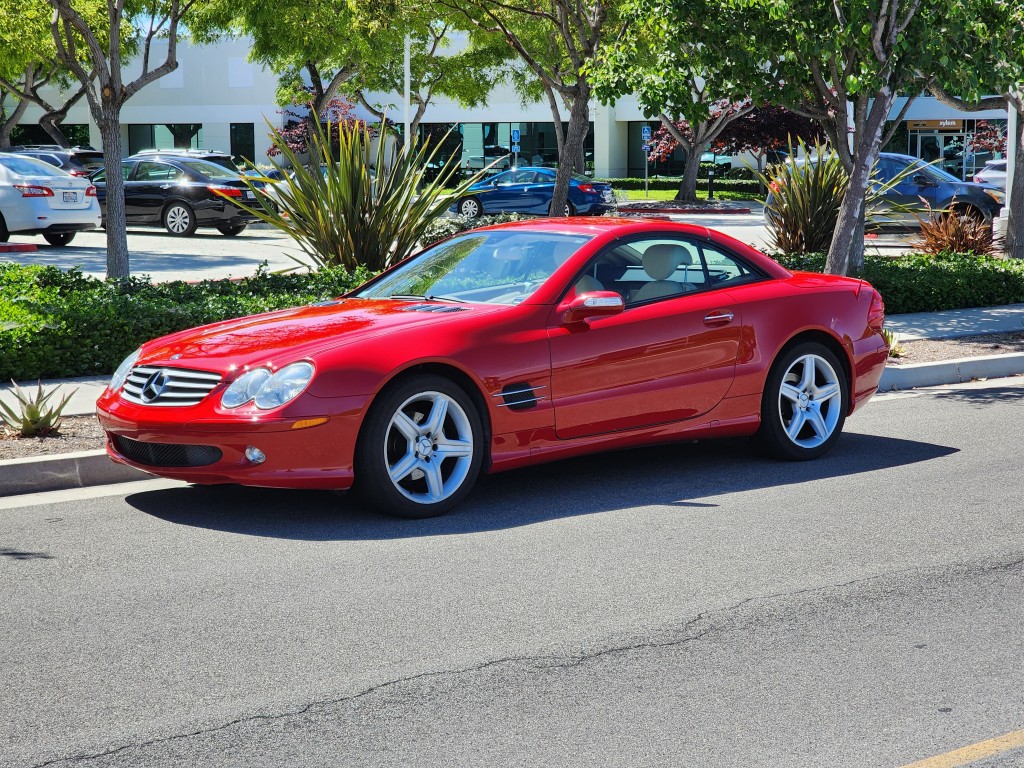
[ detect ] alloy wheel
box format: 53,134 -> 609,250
776,353 -> 843,449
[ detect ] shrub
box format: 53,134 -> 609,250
774,251 -> 1024,314
760,142 -> 850,255
0,263 -> 372,381
911,201 -> 997,257
236,119 -> 488,272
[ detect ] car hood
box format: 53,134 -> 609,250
137,298 -> 503,371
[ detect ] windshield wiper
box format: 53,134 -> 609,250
386,293 -> 467,303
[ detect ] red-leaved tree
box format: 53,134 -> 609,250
267,96 -> 366,158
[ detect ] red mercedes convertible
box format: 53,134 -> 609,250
96,218 -> 888,517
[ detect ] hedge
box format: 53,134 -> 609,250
0,263 -> 372,381
3,250 -> 1024,381
774,251 -> 1024,314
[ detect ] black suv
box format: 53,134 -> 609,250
0,145 -> 105,177
91,154 -> 258,236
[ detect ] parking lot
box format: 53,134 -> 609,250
0,213 -> 924,283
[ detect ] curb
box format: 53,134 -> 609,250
878,351 -> 1024,391
0,243 -> 38,253
0,449 -> 149,497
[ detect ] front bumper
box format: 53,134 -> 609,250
96,392 -> 367,490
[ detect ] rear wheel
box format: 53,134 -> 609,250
458,197 -> 482,219
217,224 -> 247,236
163,202 -> 198,236
550,200 -> 575,217
753,342 -> 848,461
0,214 -> 8,243
355,375 -> 484,518
43,232 -> 75,246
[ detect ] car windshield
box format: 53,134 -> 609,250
0,154 -> 68,177
355,230 -> 592,305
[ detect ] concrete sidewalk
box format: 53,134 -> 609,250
2,302 -> 1024,498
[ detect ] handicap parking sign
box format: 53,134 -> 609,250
512,129 -> 521,143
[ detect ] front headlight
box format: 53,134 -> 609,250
221,368 -> 272,408
254,362 -> 315,409
220,362 -> 314,410
984,188 -> 1006,205
110,348 -> 141,392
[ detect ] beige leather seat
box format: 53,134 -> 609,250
574,274 -> 605,295
631,244 -> 694,302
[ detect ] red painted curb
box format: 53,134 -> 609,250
618,206 -> 752,216
0,243 -> 38,253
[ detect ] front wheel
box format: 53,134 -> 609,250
43,232 -> 76,246
355,375 -> 484,518
458,197 -> 482,219
753,342 -> 848,461
163,202 -> 198,236
217,224 -> 247,236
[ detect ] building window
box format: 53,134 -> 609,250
127,124 -> 203,154
230,123 -> 256,163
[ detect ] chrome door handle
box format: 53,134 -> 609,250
704,311 -> 734,325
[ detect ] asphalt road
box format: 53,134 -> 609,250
3,377 -> 1024,767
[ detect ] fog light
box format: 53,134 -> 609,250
245,446 -> 266,465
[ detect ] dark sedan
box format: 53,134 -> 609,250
453,167 -> 616,218
91,155 -> 259,236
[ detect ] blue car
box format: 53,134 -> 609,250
454,167 -> 616,218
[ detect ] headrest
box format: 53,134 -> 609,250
642,244 -> 691,280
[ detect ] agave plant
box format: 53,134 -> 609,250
235,119 -> 490,272
0,381 -> 77,437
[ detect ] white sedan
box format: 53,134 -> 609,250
0,153 -> 102,246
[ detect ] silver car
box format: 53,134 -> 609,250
0,153 -> 102,246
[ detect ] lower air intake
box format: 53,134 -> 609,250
112,435 -> 223,468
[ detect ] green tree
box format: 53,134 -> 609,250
45,0 -> 201,279
439,0 -> 619,216
590,0 -> 774,201
0,0 -> 111,147
734,0 -> 992,275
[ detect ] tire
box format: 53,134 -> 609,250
355,374 -> 484,518
162,202 -> 198,236
43,232 -> 75,246
217,224 -> 247,236
753,342 -> 849,461
0,214 -> 8,243
550,200 -> 575,217
458,197 -> 482,219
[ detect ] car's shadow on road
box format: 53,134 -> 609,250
125,432 -> 957,541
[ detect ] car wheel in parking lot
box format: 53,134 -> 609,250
458,197 -> 482,218
216,224 -> 247,236
550,201 -> 575,217
0,215 -> 8,243
163,202 -> 198,236
42,232 -> 76,247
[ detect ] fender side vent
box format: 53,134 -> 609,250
498,382 -> 545,410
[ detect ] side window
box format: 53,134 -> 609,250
569,236 -> 762,305
135,161 -> 177,181
511,170 -> 536,184
121,162 -> 132,181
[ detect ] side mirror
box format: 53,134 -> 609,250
563,291 -> 625,323
913,173 -> 935,187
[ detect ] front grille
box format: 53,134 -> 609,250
121,366 -> 223,407
112,435 -> 223,467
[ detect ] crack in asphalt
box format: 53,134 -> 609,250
29,553 -> 1024,767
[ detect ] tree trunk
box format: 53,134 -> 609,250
0,96 -> 30,148
1006,98 -> 1024,260
675,150 -> 703,202
98,116 -> 131,279
39,115 -> 70,147
550,89 -> 589,216
543,84 -> 566,164
826,91 -> 894,275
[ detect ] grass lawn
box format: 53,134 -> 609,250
616,188 -> 761,203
